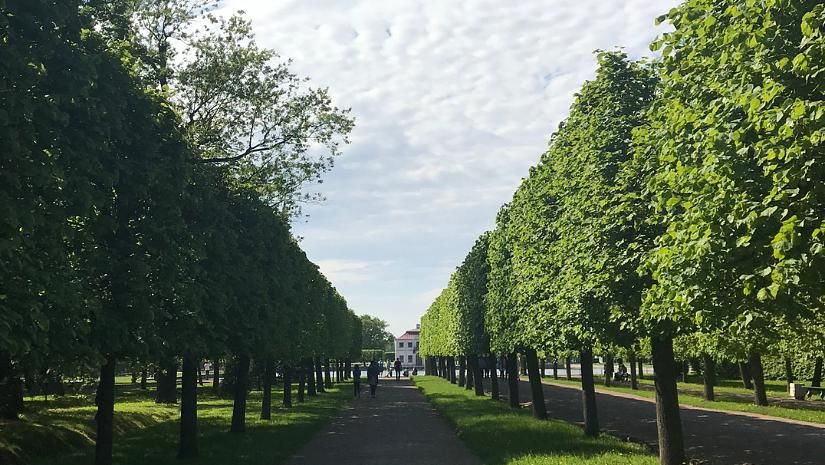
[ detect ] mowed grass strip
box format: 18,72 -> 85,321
1,381 -> 350,465
541,377 -> 825,425
414,376 -> 657,465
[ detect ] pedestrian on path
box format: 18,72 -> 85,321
394,358 -> 402,380
352,364 -> 362,398
367,361 -> 379,398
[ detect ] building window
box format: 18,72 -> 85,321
407,355 -> 413,363
398,341 -> 403,348
407,342 -> 413,348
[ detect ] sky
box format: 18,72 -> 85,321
219,0 -> 679,337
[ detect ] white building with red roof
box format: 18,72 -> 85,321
394,324 -> 423,369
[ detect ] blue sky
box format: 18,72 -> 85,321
221,0 -> 679,336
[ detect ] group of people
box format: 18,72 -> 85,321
351,358 -> 412,398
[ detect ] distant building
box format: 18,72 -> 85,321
394,324 -> 423,369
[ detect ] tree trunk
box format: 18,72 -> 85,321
681,360 -> 689,383
565,357 -> 572,381
261,358 -> 273,420
812,356 -> 823,388
465,358 -> 474,391
140,369 -> 148,390
0,353 -> 23,419
629,351 -> 639,390
702,353 -> 715,401
297,366 -> 306,402
345,359 -> 351,380
603,353 -> 613,387
283,364 -> 293,408
506,352 -> 519,408
783,357 -> 794,388
458,356 -> 466,387
315,358 -> 325,393
525,348 -> 547,419
449,358 -> 457,384
552,359 -> 558,380
306,359 -> 317,396
520,354 -> 527,376
323,358 -> 332,389
637,358 -> 644,379
155,359 -> 178,404
197,364 -> 203,386
489,356 -> 500,401
94,357 -> 116,465
212,359 -> 220,393
469,355 -> 484,396
739,361 -> 753,389
230,355 -> 250,433
541,358 -> 546,378
580,348 -> 599,437
651,336 -> 686,465
178,356 -> 198,458
749,351 -> 768,406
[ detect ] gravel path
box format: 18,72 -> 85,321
283,378 -> 482,465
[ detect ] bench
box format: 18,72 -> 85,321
806,386 -> 825,400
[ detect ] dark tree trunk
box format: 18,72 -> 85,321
506,352 -> 519,408
0,353 -> 23,419
565,357 -> 572,381
323,358 -> 332,389
94,357 -> 116,465
465,358 -> 474,391
469,355 -> 484,396
749,351 -> 768,406
140,369 -> 148,390
651,336 -> 686,465
261,358 -> 273,420
458,356 -> 466,387
230,355 -> 250,433
603,353 -> 613,387
580,348 -> 599,436
449,358 -> 457,384
525,348 -> 546,419
489,356 -> 500,401
520,354 -> 527,376
812,356 -> 823,388
702,353 -> 715,401
306,359 -> 317,396
739,361 -> 753,389
155,359 -> 178,404
315,358 -> 325,393
552,359 -> 558,380
629,351 -> 638,390
637,358 -> 644,379
541,358 -> 546,378
783,357 -> 794,388
345,359 -> 352,380
298,366 -> 306,402
283,364 -> 293,408
197,363 -> 203,386
178,356 -> 198,459
212,359 -> 220,393
681,360 -> 689,383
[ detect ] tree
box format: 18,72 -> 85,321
360,315 -> 394,350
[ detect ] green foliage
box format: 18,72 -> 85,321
359,315 -> 394,350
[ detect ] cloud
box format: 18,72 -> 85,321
217,0 -> 679,334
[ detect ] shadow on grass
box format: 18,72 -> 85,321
415,377 -> 657,465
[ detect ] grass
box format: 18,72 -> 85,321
414,376 -> 658,465
541,376 -> 825,425
0,379 -> 350,465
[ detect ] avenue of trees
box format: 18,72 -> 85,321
1,1 -> 359,465
420,1 -> 824,464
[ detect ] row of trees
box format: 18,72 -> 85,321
421,1 -> 824,464
1,1 -> 358,464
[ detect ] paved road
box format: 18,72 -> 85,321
284,379 -> 481,465
490,378 -> 825,465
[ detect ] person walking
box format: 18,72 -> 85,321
352,364 -> 362,398
394,358 -> 402,381
367,361 -> 379,398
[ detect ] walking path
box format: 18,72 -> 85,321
491,378 -> 825,465
284,378 -> 482,465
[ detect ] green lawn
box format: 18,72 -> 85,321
1,380 -> 350,465
414,376 -> 657,465
540,376 -> 825,425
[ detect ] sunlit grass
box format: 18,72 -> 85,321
1,380 -> 349,465
414,376 -> 657,465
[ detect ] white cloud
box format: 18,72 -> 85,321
218,0 -> 679,334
